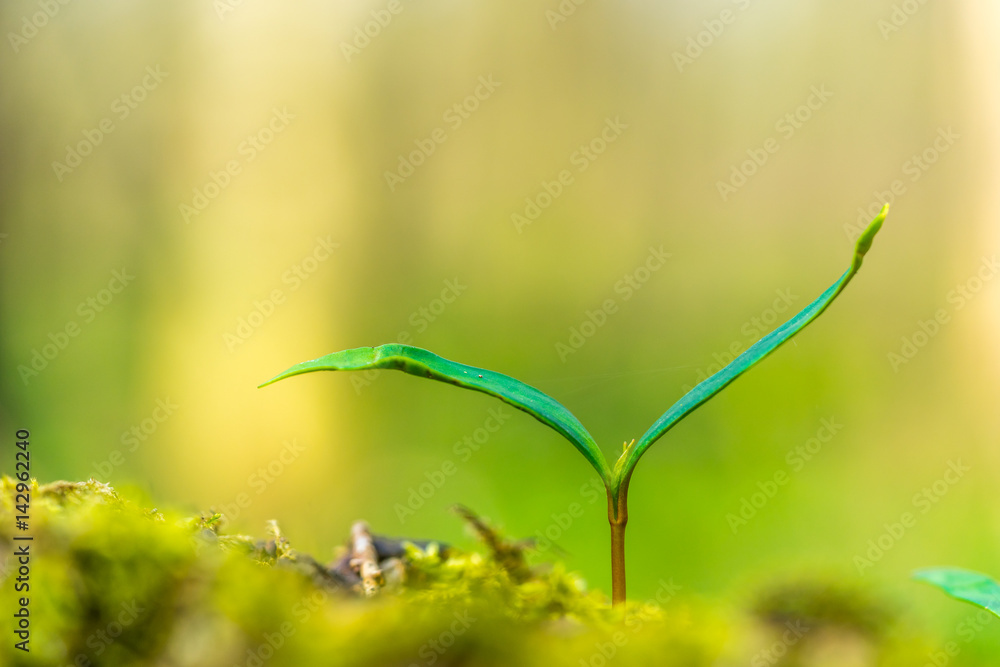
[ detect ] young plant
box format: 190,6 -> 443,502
914,568 -> 1000,618
260,206 -> 888,606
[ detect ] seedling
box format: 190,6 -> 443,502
260,206 -> 888,606
914,568 -> 1000,619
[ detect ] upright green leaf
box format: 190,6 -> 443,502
259,344 -> 610,482
613,205 -> 888,488
914,568 -> 1000,617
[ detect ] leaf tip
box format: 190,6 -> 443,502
257,363 -> 313,389
852,204 -> 888,266
257,375 -> 281,389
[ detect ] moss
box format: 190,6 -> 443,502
0,479 -> 964,666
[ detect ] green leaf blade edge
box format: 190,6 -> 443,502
914,567 -> 1000,618
614,205 -> 888,488
260,344 -> 611,483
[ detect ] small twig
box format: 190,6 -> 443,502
349,521 -> 384,597
452,505 -> 531,581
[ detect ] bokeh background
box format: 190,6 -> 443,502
2,0 -> 999,653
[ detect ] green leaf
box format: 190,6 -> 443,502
914,568 -> 1000,617
613,205 -> 888,489
259,344 -> 611,482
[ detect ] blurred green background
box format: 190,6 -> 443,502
2,0 -> 999,653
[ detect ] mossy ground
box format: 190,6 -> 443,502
0,478 -> 962,666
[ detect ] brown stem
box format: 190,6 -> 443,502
607,478 -> 630,607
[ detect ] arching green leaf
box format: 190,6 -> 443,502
914,568 -> 1000,617
260,344 -> 610,482
613,205 -> 888,489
